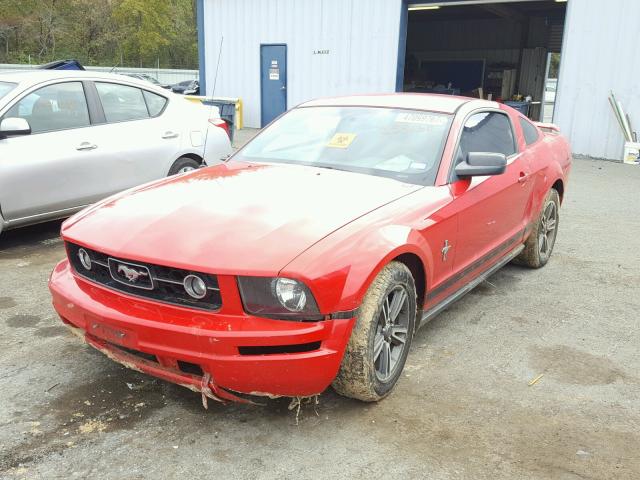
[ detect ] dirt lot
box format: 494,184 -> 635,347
1,152 -> 639,480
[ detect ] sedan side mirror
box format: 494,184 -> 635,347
455,152 -> 507,177
0,117 -> 31,139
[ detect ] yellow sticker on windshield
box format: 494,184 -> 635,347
327,133 -> 356,148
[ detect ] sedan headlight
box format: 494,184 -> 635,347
237,276 -> 322,321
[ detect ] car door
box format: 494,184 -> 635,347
86,81 -> 182,196
0,80 -> 100,222
449,109 -> 534,278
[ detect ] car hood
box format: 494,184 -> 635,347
62,162 -> 422,274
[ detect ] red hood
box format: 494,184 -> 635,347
62,162 -> 421,274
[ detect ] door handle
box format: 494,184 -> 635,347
76,142 -> 97,151
162,131 -> 179,139
518,172 -> 530,184
280,86 -> 287,91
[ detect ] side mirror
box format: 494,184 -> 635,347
0,117 -> 31,139
455,152 -> 507,177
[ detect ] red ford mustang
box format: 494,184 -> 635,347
49,94 -> 571,403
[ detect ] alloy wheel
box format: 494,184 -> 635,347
539,200 -> 558,256
373,285 -> 410,382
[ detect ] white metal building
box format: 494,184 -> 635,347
198,0 -> 640,161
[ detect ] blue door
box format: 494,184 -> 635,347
260,44 -> 287,127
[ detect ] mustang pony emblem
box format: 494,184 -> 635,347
117,264 -> 149,283
441,239 -> 452,262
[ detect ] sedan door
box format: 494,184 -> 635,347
85,81 -> 182,195
449,110 -> 534,280
0,81 -> 101,222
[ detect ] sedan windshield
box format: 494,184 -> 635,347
0,81 -> 16,101
237,106 -> 453,185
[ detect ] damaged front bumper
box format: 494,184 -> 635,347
50,259 -> 355,403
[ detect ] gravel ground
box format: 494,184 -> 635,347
1,152 -> 639,480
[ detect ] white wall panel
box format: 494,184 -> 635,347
555,0 -> 640,160
203,0 -> 403,127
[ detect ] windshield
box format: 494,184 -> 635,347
0,81 -> 17,101
237,106 -> 452,185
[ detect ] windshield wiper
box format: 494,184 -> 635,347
307,163 -> 352,173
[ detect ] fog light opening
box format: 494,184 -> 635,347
78,248 -> 92,270
184,274 -> 207,299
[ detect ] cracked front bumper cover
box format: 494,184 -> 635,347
50,259 -> 355,401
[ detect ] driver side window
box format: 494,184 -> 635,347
3,82 -> 90,134
456,111 -> 516,166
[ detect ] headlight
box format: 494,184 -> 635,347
274,278 -> 307,312
237,276 -> 322,321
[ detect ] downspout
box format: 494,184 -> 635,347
196,0 -> 207,96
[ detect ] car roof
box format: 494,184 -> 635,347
300,93 -> 496,114
0,69 -> 162,91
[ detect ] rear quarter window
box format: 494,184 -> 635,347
519,117 -> 540,145
143,90 -> 167,117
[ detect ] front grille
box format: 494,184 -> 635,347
66,242 -> 222,311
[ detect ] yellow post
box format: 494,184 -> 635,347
235,98 -> 243,130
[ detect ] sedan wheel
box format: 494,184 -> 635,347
168,156 -> 201,176
333,261 -> 416,402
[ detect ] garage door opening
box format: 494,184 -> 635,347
401,1 -> 567,122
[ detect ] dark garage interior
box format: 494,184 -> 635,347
403,1 -> 567,122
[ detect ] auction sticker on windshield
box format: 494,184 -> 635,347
395,112 -> 448,126
327,133 -> 357,148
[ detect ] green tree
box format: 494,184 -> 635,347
0,0 -> 198,68
113,0 -> 172,67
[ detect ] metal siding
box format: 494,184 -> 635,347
555,0 -> 640,160
203,0 -> 403,128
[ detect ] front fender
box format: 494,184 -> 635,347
280,223 -> 432,314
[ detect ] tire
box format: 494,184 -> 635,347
168,156 -> 200,176
515,188 -> 560,268
332,261 -> 417,402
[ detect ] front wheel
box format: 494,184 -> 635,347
515,188 -> 560,268
332,261 -> 416,402
168,156 -> 200,176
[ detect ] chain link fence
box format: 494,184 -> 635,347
0,63 -> 198,86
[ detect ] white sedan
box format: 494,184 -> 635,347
0,70 -> 231,234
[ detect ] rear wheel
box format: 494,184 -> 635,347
168,156 -> 200,176
515,188 -> 560,268
332,261 -> 416,402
